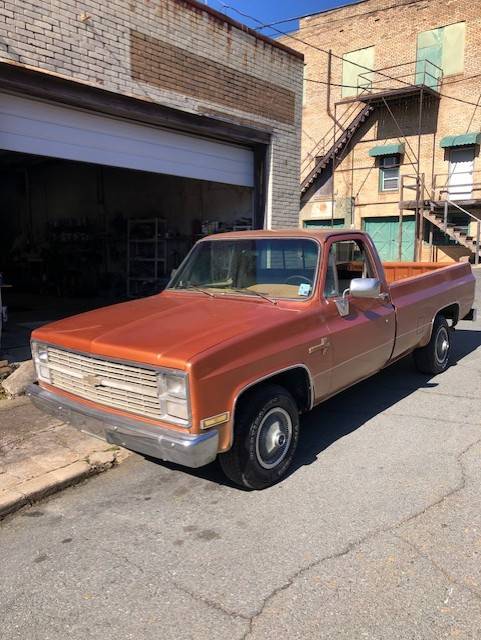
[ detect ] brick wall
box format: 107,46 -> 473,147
0,0 -> 304,228
279,0 -> 481,243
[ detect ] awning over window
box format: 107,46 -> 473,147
440,133 -> 481,148
368,143 -> 405,157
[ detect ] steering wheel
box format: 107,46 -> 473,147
284,275 -> 313,286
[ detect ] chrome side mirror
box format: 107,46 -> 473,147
350,278 -> 381,299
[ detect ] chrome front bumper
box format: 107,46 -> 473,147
27,384 -> 219,469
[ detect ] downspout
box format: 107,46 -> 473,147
326,50 -> 344,131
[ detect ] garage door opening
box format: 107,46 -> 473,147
0,150 -> 255,360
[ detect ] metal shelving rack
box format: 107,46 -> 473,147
127,218 -> 167,298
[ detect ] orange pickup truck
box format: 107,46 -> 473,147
28,230 -> 476,489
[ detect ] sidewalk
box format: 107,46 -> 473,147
0,397 -> 130,519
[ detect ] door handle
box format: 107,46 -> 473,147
309,338 -> 330,355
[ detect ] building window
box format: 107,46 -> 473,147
342,46 -> 375,98
379,155 -> 400,192
416,22 -> 465,86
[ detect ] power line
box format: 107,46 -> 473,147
305,78 -> 481,107
442,72 -> 481,86
256,0 -> 423,31
256,1 -> 366,29
213,0 -> 481,114
211,0 -> 421,88
212,0 -> 481,211
305,78 -> 400,91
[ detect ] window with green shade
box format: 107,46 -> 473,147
379,155 -> 400,192
342,46 -> 375,98
416,22 -> 465,87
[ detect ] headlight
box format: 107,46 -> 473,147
158,370 -> 190,426
164,373 -> 187,399
31,341 -> 51,383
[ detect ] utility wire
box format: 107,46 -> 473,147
213,0 -> 481,112
211,0 -> 481,212
211,0 -> 422,90
304,78 -> 481,108
254,1 -> 366,29
305,78 -> 400,91
256,0 -> 426,32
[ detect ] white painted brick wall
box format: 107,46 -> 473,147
0,0 -> 304,228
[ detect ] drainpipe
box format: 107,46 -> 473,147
327,50 -> 345,132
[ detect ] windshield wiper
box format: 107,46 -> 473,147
223,287 -> 277,305
181,284 -> 216,298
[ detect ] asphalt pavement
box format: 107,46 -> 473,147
1,271 -> 481,640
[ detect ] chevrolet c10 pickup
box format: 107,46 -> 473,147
28,229 -> 476,489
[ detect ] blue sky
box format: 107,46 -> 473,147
206,0 -> 362,36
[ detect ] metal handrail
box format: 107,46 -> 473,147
401,174 -> 480,264
301,100 -> 363,171
358,59 -> 443,94
432,171 -> 481,201
302,59 -> 443,178
439,199 -> 480,265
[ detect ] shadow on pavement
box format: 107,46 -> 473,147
144,327 -> 481,489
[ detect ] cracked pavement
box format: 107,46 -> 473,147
0,272 -> 480,639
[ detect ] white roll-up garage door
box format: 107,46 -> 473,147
0,92 -> 254,187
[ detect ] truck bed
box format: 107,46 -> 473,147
383,261 -> 451,284
386,261 -> 475,361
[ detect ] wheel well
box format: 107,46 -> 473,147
235,367 -> 312,416
437,303 -> 459,327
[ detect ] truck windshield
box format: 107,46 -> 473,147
168,238 -> 319,300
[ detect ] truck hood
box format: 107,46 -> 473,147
32,291 -> 299,368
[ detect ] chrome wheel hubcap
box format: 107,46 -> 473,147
435,327 -> 450,364
255,408 -> 293,470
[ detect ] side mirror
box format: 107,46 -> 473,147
350,278 -> 381,299
170,268 -> 177,278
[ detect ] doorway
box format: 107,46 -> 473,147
448,147 -> 474,200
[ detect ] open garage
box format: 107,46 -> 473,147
0,90 -> 261,359
0,0 -> 303,362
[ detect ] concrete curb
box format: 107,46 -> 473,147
0,448 -> 130,520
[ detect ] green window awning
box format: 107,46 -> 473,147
368,143 -> 405,157
440,133 -> 481,148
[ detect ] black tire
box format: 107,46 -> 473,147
219,383 -> 300,490
413,315 -> 451,374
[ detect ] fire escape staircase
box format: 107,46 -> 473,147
301,104 -> 375,196
423,201 -> 481,264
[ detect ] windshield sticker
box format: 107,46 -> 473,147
298,283 -> 312,297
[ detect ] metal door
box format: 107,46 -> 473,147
363,217 -> 415,261
448,147 -> 474,200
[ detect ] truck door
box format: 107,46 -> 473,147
323,236 -> 396,393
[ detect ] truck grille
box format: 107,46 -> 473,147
46,346 -> 162,420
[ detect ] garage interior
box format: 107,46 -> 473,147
0,148 -> 256,361
0,94 -> 259,361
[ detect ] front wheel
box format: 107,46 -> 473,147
413,315 -> 451,374
219,384 -> 300,490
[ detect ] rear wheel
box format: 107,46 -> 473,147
413,315 -> 451,374
219,384 -> 300,490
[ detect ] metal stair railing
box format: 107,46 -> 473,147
301,103 -> 373,193
301,99 -> 369,180
436,199 -> 481,265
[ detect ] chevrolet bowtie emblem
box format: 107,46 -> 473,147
83,374 -> 103,387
